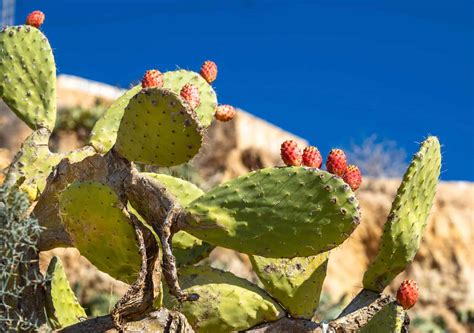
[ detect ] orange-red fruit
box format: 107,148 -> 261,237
326,148 -> 347,176
396,280 -> 419,310
343,165 -> 362,191
302,146 -> 322,168
200,60 -> 218,83
215,105 -> 236,122
141,70 -> 163,89
26,10 -> 45,28
180,83 -> 201,110
280,140 -> 302,166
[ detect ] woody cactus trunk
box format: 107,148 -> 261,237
0,11 -> 441,333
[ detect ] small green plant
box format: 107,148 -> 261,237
0,10 -> 441,332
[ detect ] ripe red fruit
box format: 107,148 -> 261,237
396,280 -> 419,310
302,146 -> 322,168
280,140 -> 302,166
326,149 -> 347,176
200,60 -> 217,83
25,11 -> 45,29
141,70 -> 163,89
180,83 -> 201,110
343,165 -> 362,191
215,105 -> 236,122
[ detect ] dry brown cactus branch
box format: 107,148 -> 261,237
110,214 -> 160,329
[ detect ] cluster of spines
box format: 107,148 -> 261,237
280,141 -> 362,191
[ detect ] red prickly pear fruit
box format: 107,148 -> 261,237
343,165 -> 362,191
180,83 -> 201,110
280,140 -> 302,166
302,146 -> 323,168
396,279 -> 419,310
200,60 -> 218,83
215,105 -> 236,122
326,148 -> 347,176
141,70 -> 163,89
26,10 -> 45,29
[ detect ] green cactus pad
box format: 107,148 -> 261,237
0,26 -> 56,130
7,129 -> 61,200
183,167 -> 360,258
7,130 -> 96,201
163,70 -> 217,127
45,256 -> 87,329
164,266 -> 284,332
137,173 -> 214,266
250,252 -> 329,319
115,88 -> 203,166
359,302 -> 406,333
363,137 -> 441,292
59,181 -> 141,284
89,85 -> 141,153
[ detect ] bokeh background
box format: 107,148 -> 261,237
0,1 -> 473,332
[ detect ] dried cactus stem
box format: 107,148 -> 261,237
159,207 -> 199,302
111,215 -> 160,329
124,171 -> 198,302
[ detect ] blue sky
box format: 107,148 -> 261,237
15,1 -> 473,180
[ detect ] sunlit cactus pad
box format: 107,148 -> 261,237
115,88 -> 203,166
359,302 -> 406,332
163,70 -> 217,127
183,167 -> 360,258
250,252 -> 329,319
89,85 -> 141,153
45,256 -> 86,329
59,181 -> 141,283
7,129 -> 61,200
363,136 -> 441,292
164,266 -> 284,332
0,26 -> 56,130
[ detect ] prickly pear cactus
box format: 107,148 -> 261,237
59,181 -> 141,283
45,256 -> 87,329
363,136 -> 441,292
0,26 -> 56,130
250,252 -> 329,319
359,302 -> 406,333
115,88 -> 203,166
164,266 -> 284,332
183,167 -> 360,257
89,85 -> 141,153
141,173 -> 214,266
0,10 -> 441,330
6,129 -> 61,200
163,70 -> 217,127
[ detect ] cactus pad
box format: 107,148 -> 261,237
183,167 -> 360,258
115,88 -> 203,166
59,181 -> 141,283
7,129 -> 61,200
164,266 -> 284,332
359,302 -> 406,332
363,136 -> 441,292
45,256 -> 87,329
0,26 -> 56,130
250,252 -> 329,319
138,173 -> 214,266
163,70 -> 217,127
89,85 -> 141,153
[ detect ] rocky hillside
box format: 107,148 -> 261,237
1,75 -> 472,332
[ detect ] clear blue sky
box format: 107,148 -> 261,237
16,1 -> 473,180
